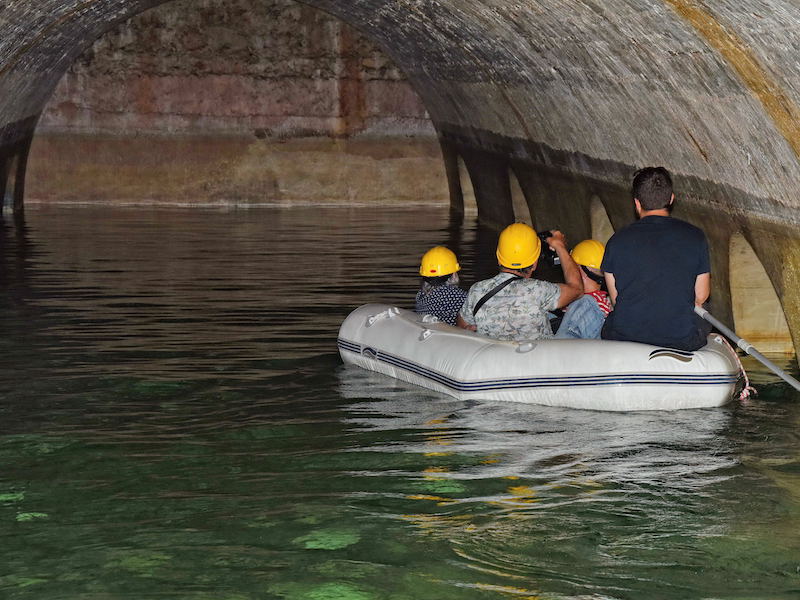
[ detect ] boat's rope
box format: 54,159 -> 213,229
720,336 -> 757,401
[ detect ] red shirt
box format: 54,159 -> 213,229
586,290 -> 612,316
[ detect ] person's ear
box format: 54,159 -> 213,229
668,193 -> 675,207
634,198 -> 642,217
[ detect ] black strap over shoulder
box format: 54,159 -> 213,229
473,275 -> 521,317
581,265 -> 605,286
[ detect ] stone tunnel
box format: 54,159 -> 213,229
2,0 -> 799,360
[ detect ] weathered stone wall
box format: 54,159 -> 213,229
27,0 -> 448,206
26,135 -> 447,205
37,0 -> 432,137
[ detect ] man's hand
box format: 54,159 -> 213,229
457,314 -> 477,331
545,230 -> 567,251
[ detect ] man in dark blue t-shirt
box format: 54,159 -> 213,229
600,167 -> 712,351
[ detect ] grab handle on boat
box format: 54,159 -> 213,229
695,306 -> 800,392
516,341 -> 536,353
419,329 -> 433,341
366,307 -> 400,327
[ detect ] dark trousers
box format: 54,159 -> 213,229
601,311 -> 712,351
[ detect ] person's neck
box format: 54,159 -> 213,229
639,208 -> 671,218
500,267 -> 530,279
583,277 -> 601,293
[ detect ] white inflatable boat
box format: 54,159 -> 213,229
338,304 -> 742,411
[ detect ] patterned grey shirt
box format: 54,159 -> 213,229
459,273 -> 561,341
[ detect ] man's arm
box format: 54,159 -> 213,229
605,272 -> 618,305
547,231 -> 584,309
457,292 -> 478,331
457,313 -> 477,331
694,272 -> 710,306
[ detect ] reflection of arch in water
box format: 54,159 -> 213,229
729,233 -> 793,354
589,195 -> 614,244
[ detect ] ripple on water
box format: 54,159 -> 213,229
0,206 -> 799,600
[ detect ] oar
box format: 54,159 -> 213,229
695,305 -> 800,392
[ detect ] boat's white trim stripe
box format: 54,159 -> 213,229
337,338 -> 738,391
338,339 -> 361,354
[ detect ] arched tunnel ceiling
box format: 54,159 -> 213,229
3,0 -> 800,224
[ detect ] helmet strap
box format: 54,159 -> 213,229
581,265 -> 605,285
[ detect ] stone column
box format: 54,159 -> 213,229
460,148 -> 514,230
0,116 -> 38,214
0,154 -> 8,214
439,140 -> 464,222
12,135 -> 33,214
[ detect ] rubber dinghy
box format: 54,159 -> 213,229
338,304 -> 742,411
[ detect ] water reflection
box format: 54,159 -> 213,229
338,366 -> 800,598
1,206 -> 799,600
4,206 -> 479,381
0,211 -> 33,308
339,366 -> 735,491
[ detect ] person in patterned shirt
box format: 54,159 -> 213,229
555,239 -> 612,339
457,223 -> 583,342
415,246 -> 468,326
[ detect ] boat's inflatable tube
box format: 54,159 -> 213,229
338,304 -> 741,411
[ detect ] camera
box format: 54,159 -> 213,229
537,230 -> 561,266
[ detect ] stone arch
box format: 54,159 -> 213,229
509,169 -> 532,226
589,195 -> 614,244
1,149 -> 28,213
729,233 -> 794,354
0,159 -> 10,210
457,156 -> 477,216
4,0 -> 800,358
3,155 -> 18,210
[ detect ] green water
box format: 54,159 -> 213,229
1,206 -> 799,600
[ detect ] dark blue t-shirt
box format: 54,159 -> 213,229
601,216 -> 710,348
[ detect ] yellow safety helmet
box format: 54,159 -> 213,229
419,246 -> 460,277
570,239 -> 605,270
496,223 -> 541,270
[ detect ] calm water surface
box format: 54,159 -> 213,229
1,206 -> 799,600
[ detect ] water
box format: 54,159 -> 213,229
1,206 -> 799,600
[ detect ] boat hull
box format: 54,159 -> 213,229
338,304 -> 741,411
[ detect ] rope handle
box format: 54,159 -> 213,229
719,335 -> 757,401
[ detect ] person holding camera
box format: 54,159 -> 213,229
457,223 -> 583,341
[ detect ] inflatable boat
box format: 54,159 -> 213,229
338,304 -> 742,411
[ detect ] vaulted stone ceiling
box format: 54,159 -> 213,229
2,0 -> 800,356
3,1 -> 800,222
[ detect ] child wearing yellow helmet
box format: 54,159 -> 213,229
415,246 -> 468,326
554,239 -> 612,339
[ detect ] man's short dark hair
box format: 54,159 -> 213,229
632,167 -> 673,210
